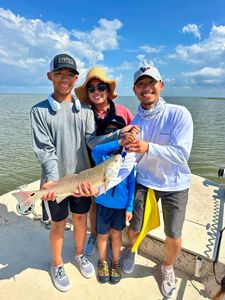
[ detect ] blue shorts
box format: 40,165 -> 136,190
96,204 -> 126,234
44,195 -> 91,222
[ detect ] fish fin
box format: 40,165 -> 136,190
56,173 -> 78,184
12,190 -> 38,214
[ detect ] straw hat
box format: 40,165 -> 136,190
74,67 -> 117,103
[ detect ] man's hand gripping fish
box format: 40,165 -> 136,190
12,154 -> 123,214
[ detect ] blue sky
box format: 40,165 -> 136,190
0,0 -> 224,96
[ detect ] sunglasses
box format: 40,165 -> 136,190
87,83 -> 108,94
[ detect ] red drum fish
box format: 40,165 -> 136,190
13,154 -> 123,213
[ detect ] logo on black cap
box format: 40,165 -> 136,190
50,54 -> 79,74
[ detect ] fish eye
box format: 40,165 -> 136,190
30,193 -> 35,196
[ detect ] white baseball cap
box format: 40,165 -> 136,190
134,65 -> 162,84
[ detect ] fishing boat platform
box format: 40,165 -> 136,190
0,174 -> 224,300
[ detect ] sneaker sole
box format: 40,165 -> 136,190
97,276 -> 109,283
109,277 -> 121,284
121,266 -> 134,274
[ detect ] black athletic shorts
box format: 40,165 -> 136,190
43,195 -> 91,222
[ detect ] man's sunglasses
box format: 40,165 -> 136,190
87,83 -> 108,94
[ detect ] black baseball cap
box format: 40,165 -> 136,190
96,115 -> 126,135
49,54 -> 79,74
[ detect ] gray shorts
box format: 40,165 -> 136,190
130,184 -> 188,239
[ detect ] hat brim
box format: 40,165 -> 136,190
96,115 -> 126,135
75,74 -> 117,103
53,64 -> 79,75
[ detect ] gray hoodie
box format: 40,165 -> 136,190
30,95 -> 120,185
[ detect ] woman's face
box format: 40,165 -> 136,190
87,78 -> 109,107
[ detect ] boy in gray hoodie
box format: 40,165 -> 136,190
30,54 -> 120,292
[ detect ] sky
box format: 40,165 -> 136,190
0,0 -> 224,97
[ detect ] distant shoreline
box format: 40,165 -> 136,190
0,93 -> 225,100
207,97 -> 225,100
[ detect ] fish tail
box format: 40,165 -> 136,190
12,190 -> 37,213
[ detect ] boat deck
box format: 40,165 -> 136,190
0,175 -> 225,300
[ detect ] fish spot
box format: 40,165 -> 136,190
30,193 -> 35,196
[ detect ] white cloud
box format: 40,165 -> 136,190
182,23 -> 201,39
167,24 -> 225,90
139,45 -> 164,53
181,66 -> 225,88
0,7 -> 224,96
72,18 -> 122,62
136,55 -> 154,66
0,8 -> 122,87
116,61 -> 134,71
173,24 -> 225,64
183,67 -> 225,78
124,49 -> 139,53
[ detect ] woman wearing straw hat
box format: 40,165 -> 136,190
75,67 -> 133,132
75,66 -> 133,256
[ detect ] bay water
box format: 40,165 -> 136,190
0,94 -> 225,196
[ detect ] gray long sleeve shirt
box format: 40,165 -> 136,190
30,95 -> 120,185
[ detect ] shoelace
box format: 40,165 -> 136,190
163,269 -> 174,283
80,255 -> 89,265
55,266 -> 66,279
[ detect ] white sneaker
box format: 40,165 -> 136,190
50,264 -> 71,292
75,254 -> 95,278
161,264 -> 176,298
